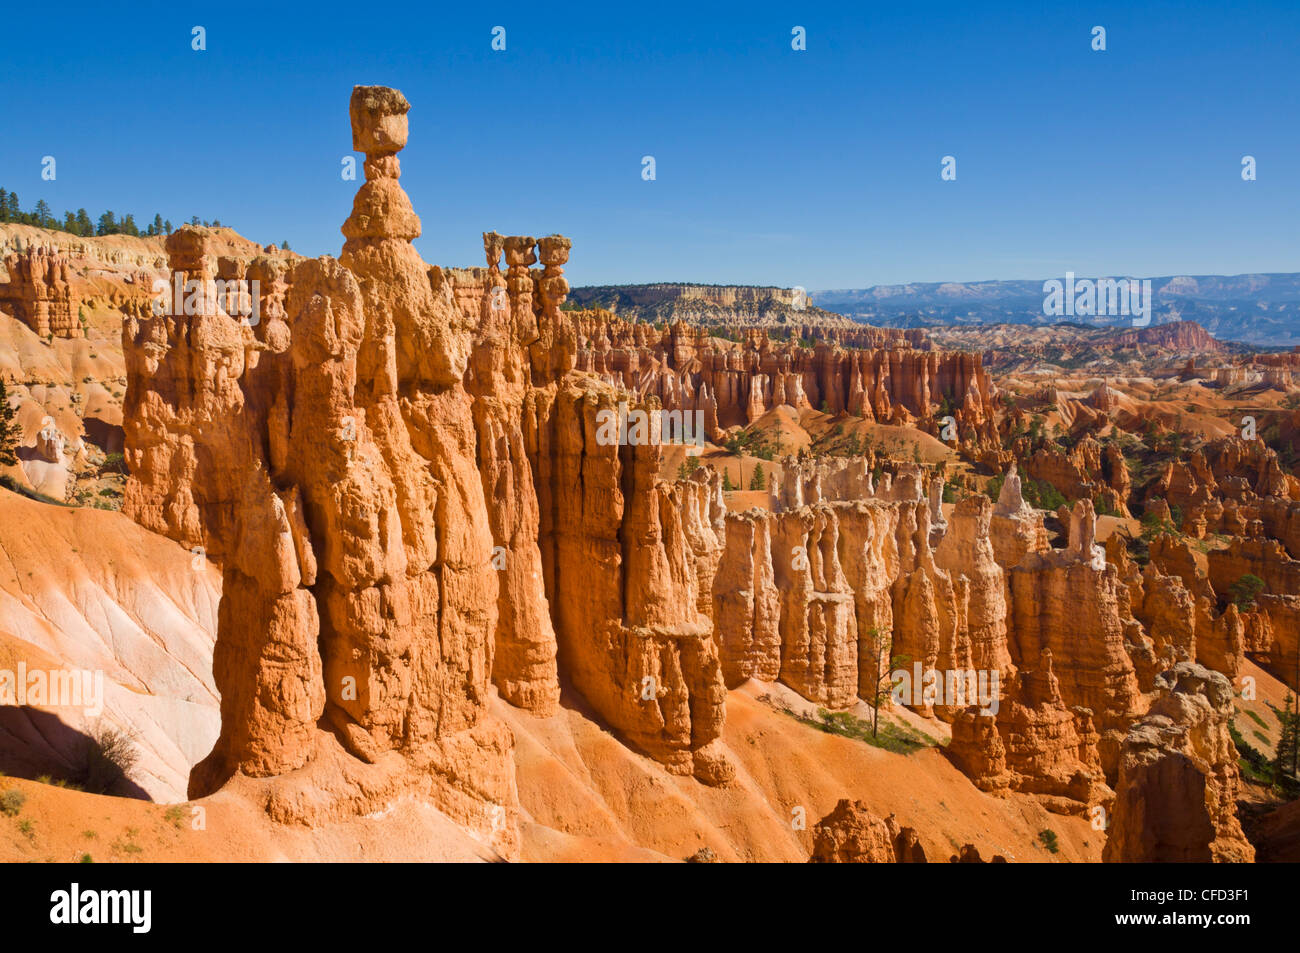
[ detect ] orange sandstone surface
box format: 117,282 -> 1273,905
0,86 -> 1293,863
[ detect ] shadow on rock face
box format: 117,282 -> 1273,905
83,416 -> 125,455
0,706 -> 153,801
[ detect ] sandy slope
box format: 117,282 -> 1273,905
0,681 -> 1098,864
500,682 -> 1098,863
0,773 -> 496,863
1232,658 -> 1292,763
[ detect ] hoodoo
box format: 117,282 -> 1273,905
103,85 -> 1279,863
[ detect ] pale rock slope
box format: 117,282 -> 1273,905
0,491 -> 219,801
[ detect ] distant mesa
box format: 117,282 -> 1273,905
566,282 -> 851,330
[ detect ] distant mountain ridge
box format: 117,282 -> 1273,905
566,282 -> 851,328
811,273 -> 1300,347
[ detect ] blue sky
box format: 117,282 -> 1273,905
2,1 -> 1296,288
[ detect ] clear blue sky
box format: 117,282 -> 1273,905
2,0 -> 1296,288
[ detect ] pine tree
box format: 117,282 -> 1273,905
163,220 -> 173,234
122,214 -> 139,237
97,211 -> 116,236
7,192 -> 20,222
748,462 -> 766,491
1229,574 -> 1265,610
864,628 -> 909,738
63,211 -> 77,233
0,378 -> 21,467
33,200 -> 52,228
75,209 -> 92,237
152,214 -> 163,236
1275,691 -> 1299,785
281,240 -> 290,251
0,189 -> 8,223
722,471 -> 734,491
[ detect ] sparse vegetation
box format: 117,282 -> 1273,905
984,471 -> 1066,511
73,723 -> 141,795
723,427 -> 777,461
111,827 -> 143,855
0,474 -> 72,506
808,423 -> 865,458
798,705 -> 936,754
1093,493 -> 1120,518
0,188 -> 184,237
1038,829 -> 1060,854
1228,574 -> 1265,610
1025,477 -> 1067,511
1230,721 -> 1274,785
1273,692 -> 1299,791
0,790 -> 27,816
863,627 -> 912,739
1140,509 -> 1179,541
0,379 -> 21,466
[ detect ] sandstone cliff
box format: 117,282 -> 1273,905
1103,663 -> 1254,863
561,318 -> 999,446
0,246 -> 79,338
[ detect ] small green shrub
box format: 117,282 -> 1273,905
0,790 -> 26,817
1229,574 -> 1265,610
1230,721 -> 1274,784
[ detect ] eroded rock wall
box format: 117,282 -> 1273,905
0,245 -> 79,337
1103,663 -> 1254,863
